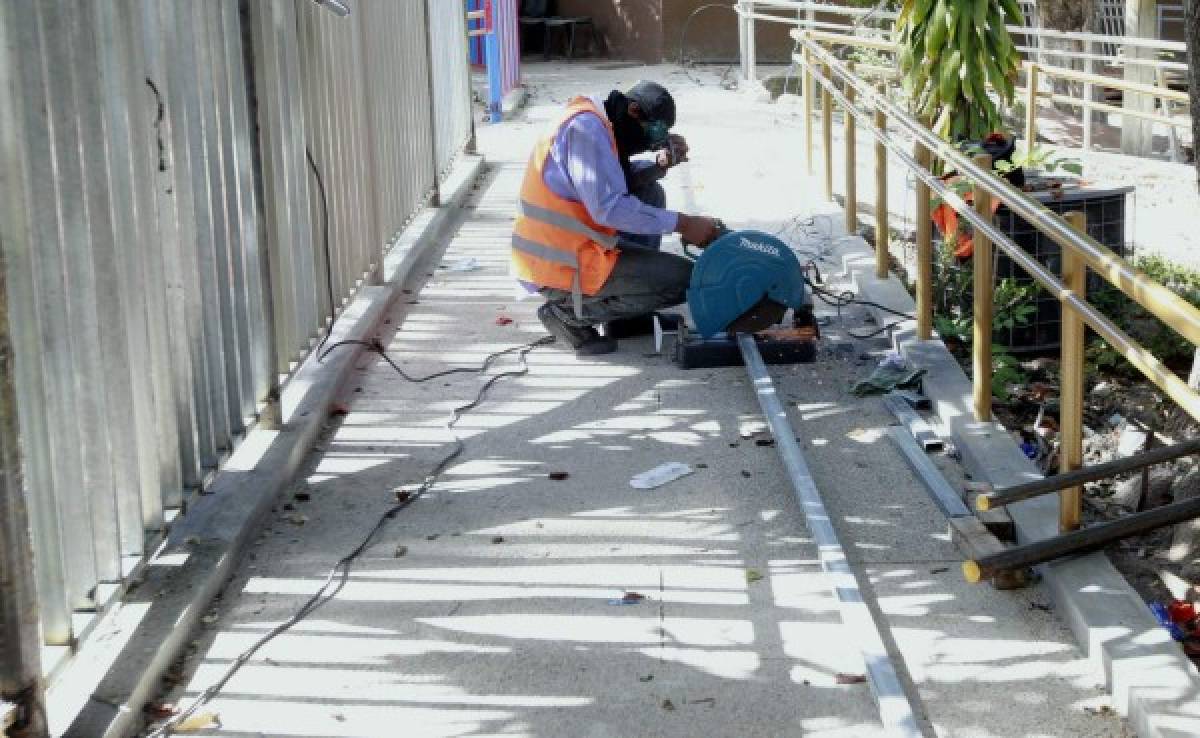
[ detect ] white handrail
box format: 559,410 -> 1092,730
740,0 -> 1186,53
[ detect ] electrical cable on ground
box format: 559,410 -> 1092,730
148,334 -> 555,737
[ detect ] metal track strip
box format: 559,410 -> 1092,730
737,334 -> 923,738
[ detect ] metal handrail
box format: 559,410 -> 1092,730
743,0 -> 1187,53
795,36 -> 1200,422
736,2 -> 1188,74
799,28 -> 1191,108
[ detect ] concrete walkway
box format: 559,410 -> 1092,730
156,63 -> 1127,738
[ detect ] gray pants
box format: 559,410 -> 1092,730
541,181 -> 693,328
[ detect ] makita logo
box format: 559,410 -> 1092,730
739,237 -> 780,258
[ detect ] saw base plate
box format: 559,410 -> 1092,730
673,323 -> 817,369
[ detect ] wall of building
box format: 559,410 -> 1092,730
663,0 -> 797,63
554,0 -> 665,63
547,1 -> 844,63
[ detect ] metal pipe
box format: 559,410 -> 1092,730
965,493 -> 1200,583
1058,211 -> 1087,532
843,63 -> 857,235
798,39 -> 1200,354
971,154 -> 993,422
760,1 -> 1188,53
914,141 -> 932,341
874,86 -> 888,280
978,437 -> 1200,511
1024,63 -> 1039,153
821,63 -> 832,201
796,53 -> 1200,422
802,46 -> 813,175
737,334 -> 922,738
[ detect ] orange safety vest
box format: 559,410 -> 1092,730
511,97 -> 621,316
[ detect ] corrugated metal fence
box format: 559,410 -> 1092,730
0,0 -> 473,663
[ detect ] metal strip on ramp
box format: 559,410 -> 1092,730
737,334 -> 924,737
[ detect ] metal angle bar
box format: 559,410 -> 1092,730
737,334 -> 922,738
886,427 -> 971,519
882,393 -> 943,452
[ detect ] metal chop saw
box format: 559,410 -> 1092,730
668,225 -> 819,369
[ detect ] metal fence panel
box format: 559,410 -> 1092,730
430,0 -> 474,178
0,0 -> 72,646
0,0 -> 474,690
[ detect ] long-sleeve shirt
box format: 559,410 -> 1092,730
541,95 -> 678,235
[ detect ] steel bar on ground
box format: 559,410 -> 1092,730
965,494 -> 1200,583
971,154 -> 993,422
978,437 -> 1200,511
738,334 -> 922,738
882,393 -> 942,452
1059,212 -> 1086,532
887,428 -> 968,518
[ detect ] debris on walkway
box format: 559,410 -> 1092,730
629,462 -> 694,489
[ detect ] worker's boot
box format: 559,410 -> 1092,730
537,303 -> 617,355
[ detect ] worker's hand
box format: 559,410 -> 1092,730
676,214 -> 722,247
656,134 -> 689,168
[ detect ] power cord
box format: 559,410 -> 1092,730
306,147 -> 337,354
677,3 -> 739,88
148,334 -> 555,737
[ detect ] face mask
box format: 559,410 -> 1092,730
640,119 -> 669,150
605,90 -> 652,161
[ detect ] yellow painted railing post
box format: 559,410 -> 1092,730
972,154 -> 994,422
821,63 -> 833,201
843,64 -> 857,236
1060,211 -> 1087,532
874,84 -> 888,279
1025,62 -> 1039,155
803,46 -> 814,176
915,141 -> 932,340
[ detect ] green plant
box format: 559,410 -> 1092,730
991,347 -> 1027,401
896,0 -> 1026,140
992,278 -> 1038,332
993,145 -> 1083,177
1090,254 -> 1200,374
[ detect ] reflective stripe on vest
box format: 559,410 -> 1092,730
517,199 -> 619,250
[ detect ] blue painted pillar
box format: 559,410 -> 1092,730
484,0 -> 502,122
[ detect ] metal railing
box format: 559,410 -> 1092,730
0,0 -> 474,704
737,1 -> 1189,155
789,30 -> 1200,540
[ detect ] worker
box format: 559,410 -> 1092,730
512,80 -> 723,355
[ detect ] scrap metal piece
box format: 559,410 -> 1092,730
883,393 -> 943,452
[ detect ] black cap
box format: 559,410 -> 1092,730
625,80 -> 675,129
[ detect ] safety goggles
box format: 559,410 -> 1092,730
641,119 -> 670,150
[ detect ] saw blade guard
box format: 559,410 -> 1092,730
686,229 -> 809,337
